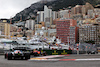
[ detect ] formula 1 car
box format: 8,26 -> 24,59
31,49 -> 46,56
4,50 -> 30,60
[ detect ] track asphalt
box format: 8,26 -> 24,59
29,54 -> 100,61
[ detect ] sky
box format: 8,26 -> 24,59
0,0 -> 40,19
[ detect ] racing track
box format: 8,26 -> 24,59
0,54 -> 100,67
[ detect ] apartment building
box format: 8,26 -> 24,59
56,18 -> 78,44
37,5 -> 58,27
25,19 -> 35,30
0,21 -> 10,38
79,24 -> 100,45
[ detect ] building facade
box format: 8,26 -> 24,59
71,5 -> 83,15
79,24 -> 100,45
82,2 -> 94,15
25,19 -> 35,30
0,22 -> 10,38
37,5 -> 58,27
59,9 -> 70,18
56,18 -> 78,44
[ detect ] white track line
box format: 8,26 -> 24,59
30,58 -> 100,61
75,58 -> 100,61
36,55 -> 65,59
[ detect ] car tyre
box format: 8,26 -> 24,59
4,54 -> 7,59
7,54 -> 12,60
7,56 -> 12,60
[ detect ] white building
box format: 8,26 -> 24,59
88,9 -> 95,18
37,5 -> 57,27
37,11 -> 44,22
59,9 -> 70,18
25,19 -> 35,30
94,8 -> 100,17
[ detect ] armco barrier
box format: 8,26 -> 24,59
40,50 -> 72,55
0,49 -> 4,55
72,50 -> 86,54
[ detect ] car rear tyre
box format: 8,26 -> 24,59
24,53 -> 30,60
7,54 -> 12,60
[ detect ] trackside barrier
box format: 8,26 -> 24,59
0,49 -> 4,55
39,50 -> 72,55
72,50 -> 86,54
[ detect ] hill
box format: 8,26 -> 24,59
12,0 -> 100,22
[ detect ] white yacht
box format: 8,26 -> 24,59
0,39 -> 14,50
